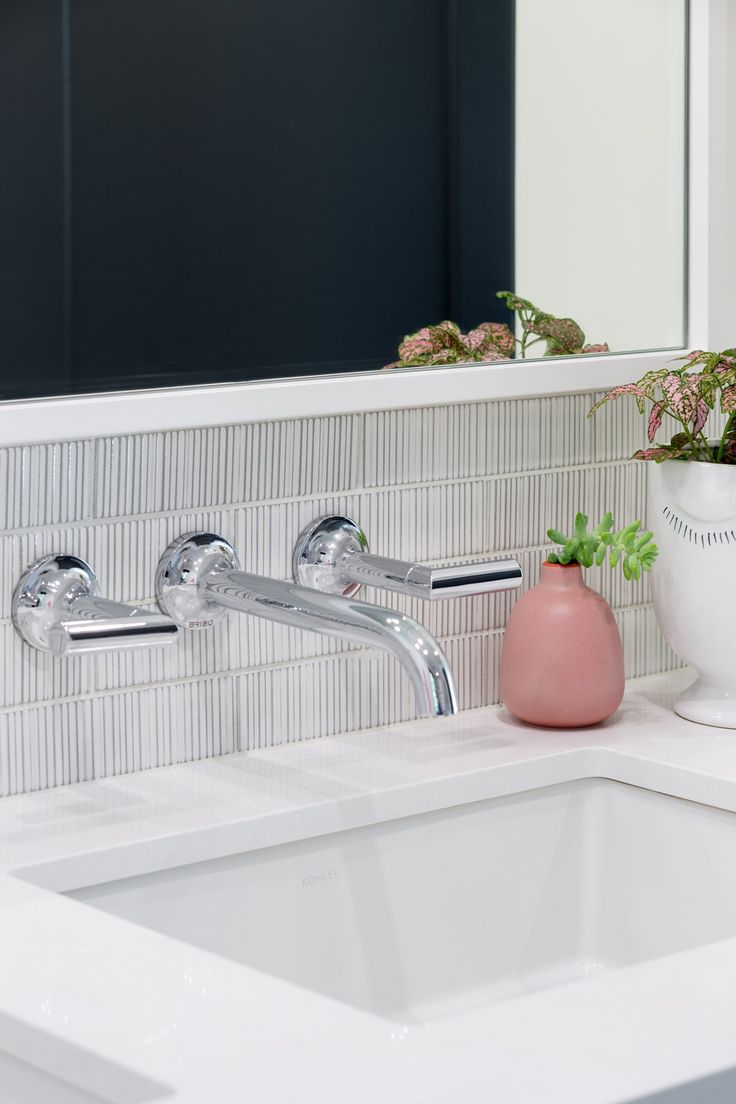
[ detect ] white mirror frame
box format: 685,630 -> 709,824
0,0 -> 727,446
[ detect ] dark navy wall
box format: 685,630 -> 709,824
0,2 -> 66,395
0,0 -> 514,398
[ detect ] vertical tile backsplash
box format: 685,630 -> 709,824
0,392 -> 681,796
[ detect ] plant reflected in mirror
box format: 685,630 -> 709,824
385,292 -> 608,369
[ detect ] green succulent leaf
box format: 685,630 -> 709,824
559,539 -> 578,564
574,512 -> 588,540
595,511 -> 614,536
546,512 -> 658,581
640,543 -> 659,569
579,546 -> 594,569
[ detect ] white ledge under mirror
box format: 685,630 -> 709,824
0,0 -> 729,448
0,348 -> 692,446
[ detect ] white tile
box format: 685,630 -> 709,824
0,390 -> 675,795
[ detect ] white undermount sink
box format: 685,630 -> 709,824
65,779 -> 736,1025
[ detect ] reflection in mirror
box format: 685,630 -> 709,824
514,0 -> 686,360
0,0 -> 686,400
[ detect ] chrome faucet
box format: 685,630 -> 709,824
293,515 -> 523,600
155,532 -> 458,717
12,555 -> 179,656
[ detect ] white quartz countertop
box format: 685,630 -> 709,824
3,668 -> 736,1103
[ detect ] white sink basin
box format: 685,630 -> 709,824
67,779 -> 736,1024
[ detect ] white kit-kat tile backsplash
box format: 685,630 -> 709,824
0,390 -> 688,796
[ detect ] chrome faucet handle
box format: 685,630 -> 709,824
292,515 -> 523,600
12,555 -> 180,656
155,532 -> 239,629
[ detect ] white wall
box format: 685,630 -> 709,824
728,3 -> 736,332
515,0 -> 686,355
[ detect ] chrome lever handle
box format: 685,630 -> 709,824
292,515 -> 523,600
340,553 -> 523,600
12,555 -> 179,656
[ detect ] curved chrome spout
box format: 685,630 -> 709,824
156,533 -> 458,718
207,571 -> 457,717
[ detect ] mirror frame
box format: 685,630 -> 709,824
0,0 -> 726,447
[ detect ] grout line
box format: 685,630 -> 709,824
357,410 -> 367,500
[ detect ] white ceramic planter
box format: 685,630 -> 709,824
648,459 -> 736,727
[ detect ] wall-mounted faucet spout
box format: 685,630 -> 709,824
156,533 -> 458,718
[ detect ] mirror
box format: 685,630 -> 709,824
0,0 -> 687,400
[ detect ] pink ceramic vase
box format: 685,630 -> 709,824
499,562 -> 624,728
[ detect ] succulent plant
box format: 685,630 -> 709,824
547,512 -> 658,581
